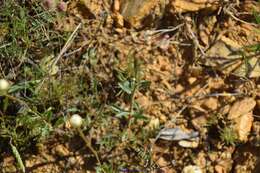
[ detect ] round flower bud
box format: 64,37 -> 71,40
57,1 -> 67,12
0,79 -> 10,92
69,114 -> 83,128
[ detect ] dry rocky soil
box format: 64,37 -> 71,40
0,0 -> 260,173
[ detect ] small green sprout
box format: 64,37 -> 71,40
220,127 -> 237,146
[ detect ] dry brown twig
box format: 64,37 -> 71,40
51,23 -> 82,70
147,23 -> 185,36
36,23 -> 82,91
224,4 -> 258,27
184,18 -> 206,58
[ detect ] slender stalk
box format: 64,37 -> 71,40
4,94 -> 27,105
10,140 -> 25,173
129,78 -> 137,115
77,128 -> 101,165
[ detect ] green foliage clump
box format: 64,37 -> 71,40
220,126 -> 238,146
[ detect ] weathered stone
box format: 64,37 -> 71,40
228,98 -> 256,119
182,165 -> 202,173
234,112 -> 254,142
169,0 -> 219,13
202,98 -> 218,111
178,139 -> 199,148
120,0 -> 165,29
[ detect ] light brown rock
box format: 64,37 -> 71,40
202,98 -> 218,111
175,84 -> 185,93
120,0 -> 165,29
155,157 -> 176,173
256,99 -> 260,110
170,0 -> 219,13
80,0 -> 103,18
178,140 -> 199,148
234,112 -> 254,142
182,165 -> 202,173
228,98 -> 256,119
215,159 -> 233,173
113,0 -> 120,11
53,144 -> 70,157
208,152 -> 218,162
208,78 -> 224,89
114,12 -> 124,28
215,165 -> 226,173
188,77 -> 197,85
194,152 -> 207,171
191,116 -> 207,134
219,105 -> 230,115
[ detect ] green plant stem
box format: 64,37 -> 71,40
4,94 -> 27,105
10,140 -> 25,173
3,94 -> 41,116
128,79 -> 137,128
129,79 -> 137,115
77,128 -> 101,165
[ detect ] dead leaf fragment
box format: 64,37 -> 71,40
228,98 -> 256,119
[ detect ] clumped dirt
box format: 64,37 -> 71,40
1,0 -> 260,173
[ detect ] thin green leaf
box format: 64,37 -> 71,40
118,81 -> 132,94
10,142 -> 25,173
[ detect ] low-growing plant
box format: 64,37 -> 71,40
96,163 -> 116,173
220,126 -> 238,146
0,1 -> 71,171
111,53 -> 150,124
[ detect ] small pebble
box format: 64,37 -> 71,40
182,165 -> 202,173
178,140 -> 199,148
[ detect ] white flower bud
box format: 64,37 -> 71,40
0,79 -> 10,92
69,114 -> 83,128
